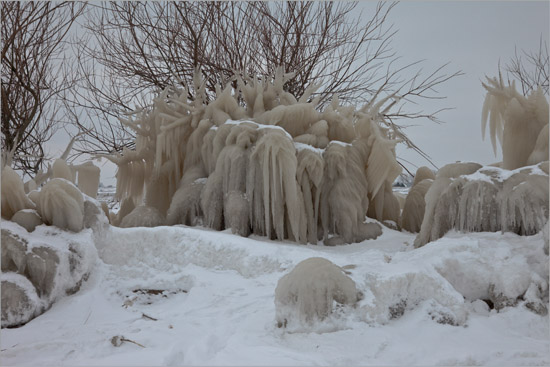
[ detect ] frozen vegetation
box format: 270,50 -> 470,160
103,69 -> 403,243
414,77 -> 549,246
0,66 -> 548,365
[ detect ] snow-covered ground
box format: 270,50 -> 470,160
1,221 -> 548,366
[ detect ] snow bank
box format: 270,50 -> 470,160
1,223 -> 548,365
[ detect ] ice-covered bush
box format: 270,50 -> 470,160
400,166 -> 435,233
481,75 -> 548,169
412,76 -> 549,246
1,166 -> 35,220
38,178 -> 84,232
275,257 -> 361,329
415,162 -> 549,247
120,205 -> 165,228
104,69 -> 406,244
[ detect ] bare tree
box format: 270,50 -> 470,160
1,1 -> 85,175
505,37 -> 549,96
68,1 -> 461,167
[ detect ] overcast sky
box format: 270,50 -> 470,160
364,1 -> 549,171
49,1 -> 549,185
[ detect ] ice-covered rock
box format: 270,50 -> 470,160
1,222 -> 97,328
275,257 -> 361,330
1,273 -> 44,328
11,209 -> 43,232
357,230 -> 548,326
120,205 -> 165,228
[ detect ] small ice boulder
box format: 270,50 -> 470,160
275,257 -> 360,328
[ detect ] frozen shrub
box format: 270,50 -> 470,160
527,124 -> 549,166
412,166 -> 435,186
275,257 -> 360,328
107,68 -> 404,244
74,162 -> 101,198
401,179 -> 433,233
167,179 -> 206,226
224,191 -> 250,237
120,205 -> 165,228
481,75 -> 548,169
38,178 -> 84,232
112,197 -> 135,227
1,166 -> 35,219
415,164 -> 549,247
51,158 -> 74,181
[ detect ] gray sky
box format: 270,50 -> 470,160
50,1 -> 549,185
368,1 -> 549,171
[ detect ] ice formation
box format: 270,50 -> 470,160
1,221 -> 97,327
73,162 -> 101,199
275,257 -> 360,328
106,69 -> 405,244
11,209 -> 43,232
1,166 -> 35,220
415,162 -> 549,247
51,158 -> 74,182
481,75 -> 548,169
38,178 -> 84,232
120,205 -> 165,228
400,178 -> 433,233
412,77 -> 549,246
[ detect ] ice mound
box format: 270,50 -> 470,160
275,257 -> 361,331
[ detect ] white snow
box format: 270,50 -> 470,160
1,223 -> 548,366
329,140 -> 352,147
221,119 -> 294,140
463,164 -> 548,183
294,142 -> 325,155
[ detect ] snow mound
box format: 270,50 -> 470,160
1,223 -> 548,365
98,226 -> 296,278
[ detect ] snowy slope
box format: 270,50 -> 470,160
1,224 -> 548,366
